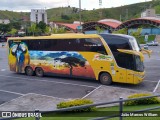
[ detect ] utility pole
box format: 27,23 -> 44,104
99,0 -> 103,19
99,0 -> 102,8
79,0 -> 82,33
79,0 -> 82,26
126,9 -> 128,20
120,14 -> 122,21
67,0 -> 70,6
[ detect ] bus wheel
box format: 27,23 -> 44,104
35,67 -> 44,77
25,66 -> 34,76
99,73 -> 112,85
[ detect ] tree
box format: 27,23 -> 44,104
52,27 -> 66,34
7,28 -> 17,35
61,14 -> 70,20
45,26 -> 50,35
0,24 -> 11,34
58,27 -> 66,33
113,28 -> 128,34
130,28 -> 142,38
56,57 -> 85,76
28,23 -> 37,36
10,22 -> 21,30
130,28 -> 143,44
95,26 -> 104,34
37,21 -> 47,33
35,27 -> 42,35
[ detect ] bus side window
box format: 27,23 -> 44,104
44,40 -> 56,51
76,39 -> 80,44
51,40 -> 57,51
67,39 -> 79,51
84,38 -> 107,55
77,39 -> 87,51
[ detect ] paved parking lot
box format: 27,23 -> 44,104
0,43 -> 160,106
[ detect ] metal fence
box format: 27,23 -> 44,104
0,94 -> 160,120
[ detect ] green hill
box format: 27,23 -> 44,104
0,0 -> 160,23
0,10 -> 29,22
46,0 -> 160,23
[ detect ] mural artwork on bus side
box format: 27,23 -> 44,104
92,54 -> 113,61
29,51 -> 96,78
9,42 -> 30,73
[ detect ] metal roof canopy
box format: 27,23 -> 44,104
116,18 -> 160,30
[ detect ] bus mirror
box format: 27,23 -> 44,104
141,48 -> 152,58
117,49 -> 144,61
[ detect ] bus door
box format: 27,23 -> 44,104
117,49 -> 144,84
113,52 -> 127,83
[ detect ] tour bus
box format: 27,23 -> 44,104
7,34 -> 145,85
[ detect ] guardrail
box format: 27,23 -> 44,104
0,94 -> 160,120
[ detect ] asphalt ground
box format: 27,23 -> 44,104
0,43 -> 160,105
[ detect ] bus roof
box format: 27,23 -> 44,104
100,33 -> 135,40
7,34 -> 101,41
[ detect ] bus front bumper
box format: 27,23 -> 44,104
134,71 -> 145,84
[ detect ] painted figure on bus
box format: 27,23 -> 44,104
9,42 -> 30,73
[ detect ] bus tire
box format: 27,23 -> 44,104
25,66 -> 34,76
99,73 -> 112,85
35,67 -> 44,77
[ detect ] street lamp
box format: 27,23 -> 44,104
78,0 -> 83,33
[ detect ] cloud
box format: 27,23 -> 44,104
0,0 -> 40,11
0,0 -> 70,11
0,0 -> 152,12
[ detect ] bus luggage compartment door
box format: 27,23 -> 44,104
127,69 -> 134,84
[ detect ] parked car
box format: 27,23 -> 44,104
0,35 -> 5,42
0,35 -> 11,42
143,44 -> 149,50
146,41 -> 159,46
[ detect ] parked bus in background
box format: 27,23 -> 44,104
7,34 -> 145,85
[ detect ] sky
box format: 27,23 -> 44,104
0,0 -> 152,12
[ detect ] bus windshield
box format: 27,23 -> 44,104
135,55 -> 144,72
100,34 -> 141,52
129,38 -> 140,52
113,52 -> 144,72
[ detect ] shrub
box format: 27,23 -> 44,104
124,93 -> 160,106
57,99 -> 97,112
136,35 -> 156,44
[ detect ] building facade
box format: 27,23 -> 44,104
141,9 -> 156,18
30,9 -> 47,24
141,9 -> 160,19
0,19 -> 10,24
